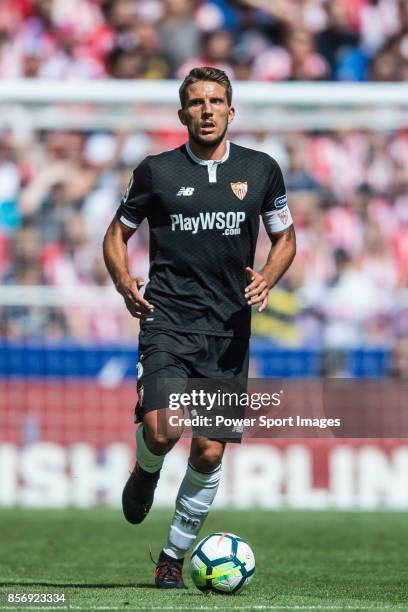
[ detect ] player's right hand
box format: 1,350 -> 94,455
116,276 -> 155,319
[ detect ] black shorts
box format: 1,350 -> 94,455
135,328 -> 250,442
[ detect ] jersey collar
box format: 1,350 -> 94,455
185,140 -> 230,166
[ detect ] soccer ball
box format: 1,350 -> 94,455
190,532 -> 255,594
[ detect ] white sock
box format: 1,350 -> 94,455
163,461 -> 222,559
136,425 -> 165,474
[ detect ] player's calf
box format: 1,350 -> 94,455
122,420 -> 182,524
122,424 -> 165,524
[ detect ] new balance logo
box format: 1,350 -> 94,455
177,187 -> 195,196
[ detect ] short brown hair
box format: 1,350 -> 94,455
179,67 -> 233,108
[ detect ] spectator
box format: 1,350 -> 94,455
360,0 -> 399,57
177,29 -> 235,78
285,139 -> 319,191
103,0 -> 138,39
315,0 -> 361,79
369,37 -> 401,81
285,26 -> 329,80
39,25 -> 106,79
158,0 -> 200,74
106,45 -> 142,78
129,20 -> 169,78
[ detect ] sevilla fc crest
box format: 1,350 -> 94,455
278,209 -> 288,225
230,181 -> 248,200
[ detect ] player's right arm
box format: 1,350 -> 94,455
103,158 -> 154,319
103,218 -> 154,318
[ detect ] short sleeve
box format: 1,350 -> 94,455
261,158 -> 293,234
116,157 -> 153,229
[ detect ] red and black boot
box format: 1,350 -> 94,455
155,550 -> 187,589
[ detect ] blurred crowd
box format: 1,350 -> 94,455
1,0 -> 408,349
1,125 -> 408,348
1,0 -> 408,82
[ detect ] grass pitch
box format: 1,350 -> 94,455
0,508 -> 407,611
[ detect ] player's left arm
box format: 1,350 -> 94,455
245,224 -> 296,312
245,157 -> 296,312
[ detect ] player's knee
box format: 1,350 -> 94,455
193,445 -> 223,472
143,409 -> 183,454
145,430 -> 180,454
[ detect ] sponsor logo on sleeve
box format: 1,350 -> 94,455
274,194 -> 287,208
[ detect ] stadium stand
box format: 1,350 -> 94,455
1,125 -> 408,351
1,0 -> 408,357
1,0 -> 408,82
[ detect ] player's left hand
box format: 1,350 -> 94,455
244,267 -> 270,313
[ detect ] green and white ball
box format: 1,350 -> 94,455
190,532 -> 255,594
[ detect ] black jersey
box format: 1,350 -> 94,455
116,141 -> 293,338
